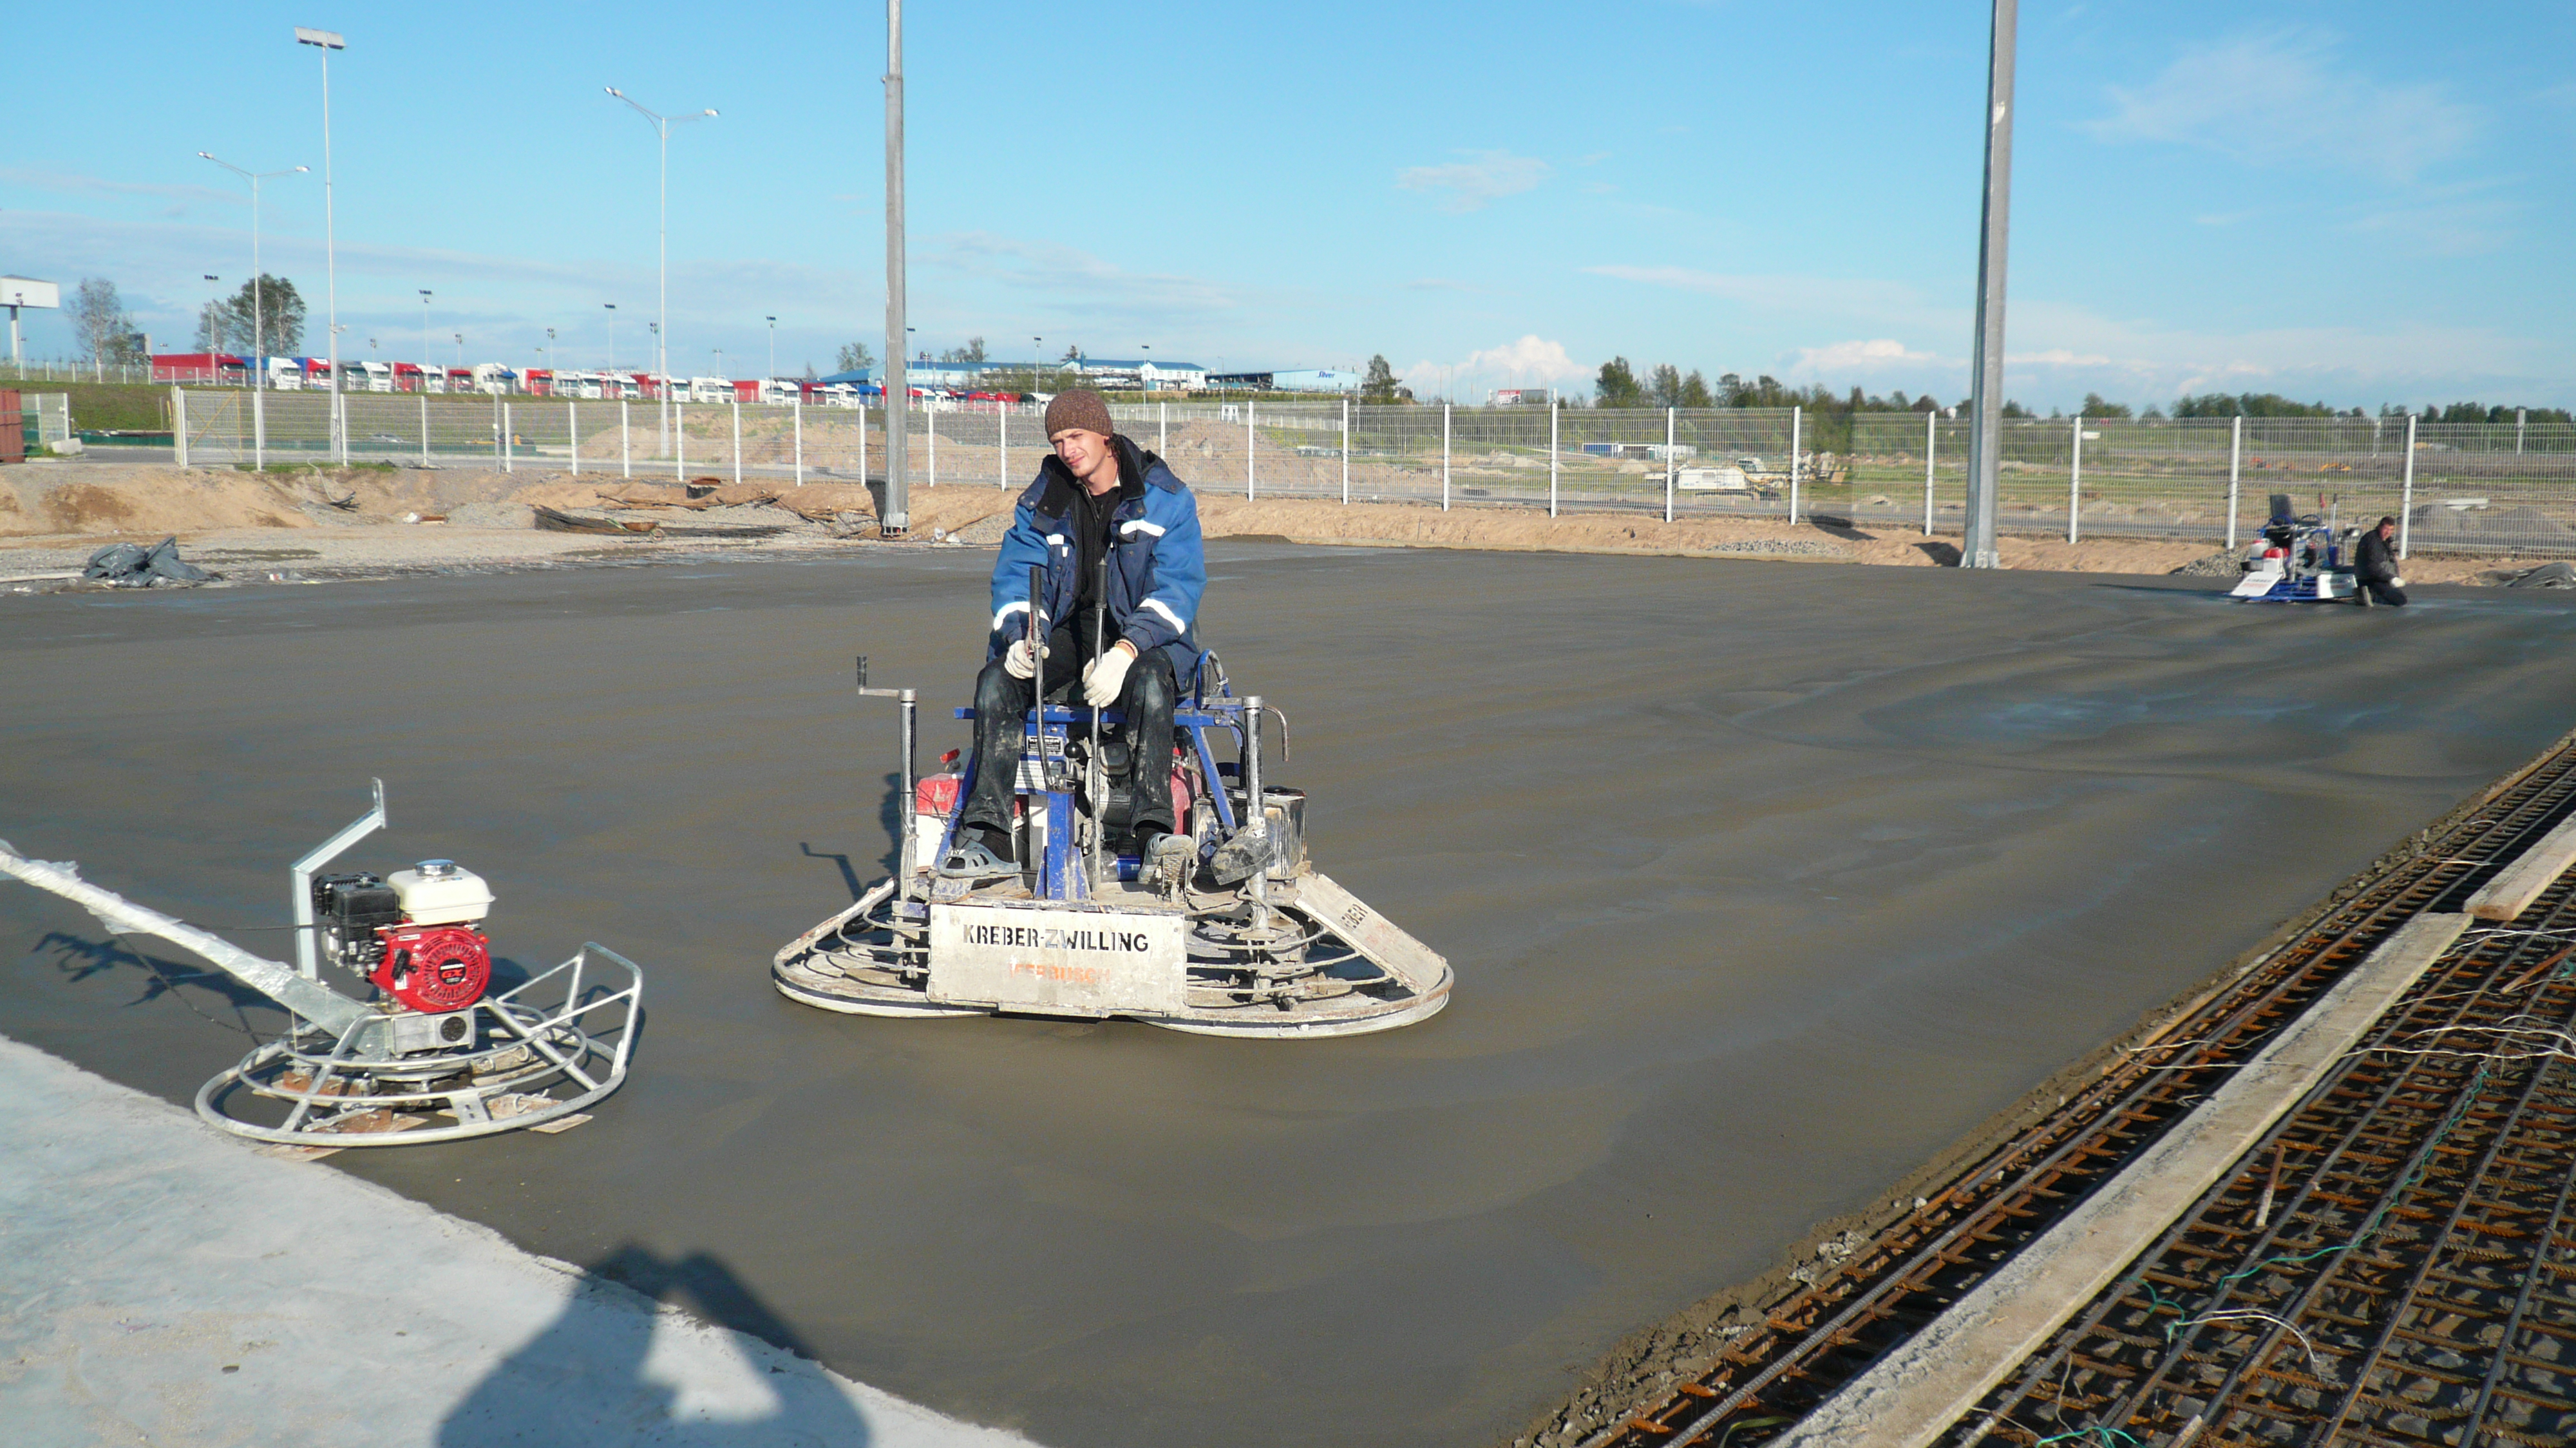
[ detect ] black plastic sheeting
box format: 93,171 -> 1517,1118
82,537 -> 214,588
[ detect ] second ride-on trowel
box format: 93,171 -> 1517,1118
775,566 -> 1452,1038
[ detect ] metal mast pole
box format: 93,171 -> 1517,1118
298,28 -> 347,464
881,0 -> 910,537
1961,0 -> 2017,569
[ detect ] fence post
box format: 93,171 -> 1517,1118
2067,414 -> 2082,544
995,401 -> 1004,489
1159,400 -> 1167,459
927,406 -> 936,488
252,388 -> 266,470
2517,408 -> 2526,455
1665,406 -> 1676,524
1549,399 -> 1559,517
860,401 -> 869,486
794,395 -> 804,486
1246,399 -> 1256,500
502,400 -> 512,473
731,399 -> 743,486
569,401 -> 580,477
1442,403 -> 1452,511
420,394 -> 429,467
1922,409 -> 1935,535
621,399 -> 631,478
1788,405 -> 1801,524
173,386 -> 187,468
1341,397 -> 1350,505
676,402 -> 686,481
2226,414 -> 2242,550
2400,413 -> 2418,560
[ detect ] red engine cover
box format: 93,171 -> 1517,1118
371,924 -> 492,1013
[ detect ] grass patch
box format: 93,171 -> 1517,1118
6,381 -> 174,433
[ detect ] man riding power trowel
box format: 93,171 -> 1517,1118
941,389 -> 1205,881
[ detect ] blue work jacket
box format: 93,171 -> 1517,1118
987,434 -> 1207,680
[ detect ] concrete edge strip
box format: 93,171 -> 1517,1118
2467,812 -> 2576,921
1776,910 -> 2472,1448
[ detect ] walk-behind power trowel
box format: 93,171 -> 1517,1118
1,780 -> 641,1146
775,568 -> 1452,1038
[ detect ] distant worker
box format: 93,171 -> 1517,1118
940,388 -> 1206,878
2353,515 -> 2408,607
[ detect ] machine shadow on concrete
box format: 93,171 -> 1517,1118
437,1244 -> 873,1447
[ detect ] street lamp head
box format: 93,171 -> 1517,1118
703,109 -> 719,118
605,86 -> 622,97
294,27 -> 345,50
196,151 -> 213,160
293,166 -> 310,173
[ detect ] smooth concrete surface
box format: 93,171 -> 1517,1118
6,550 -> 2576,1447
1779,911 -> 2474,1447
0,1034 -> 1031,1447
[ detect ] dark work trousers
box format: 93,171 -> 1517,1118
961,623 -> 1180,848
2360,577 -> 2409,606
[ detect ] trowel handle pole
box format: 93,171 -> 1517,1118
1027,564 -> 1045,729
1242,694 -> 1267,913
898,688 -> 917,867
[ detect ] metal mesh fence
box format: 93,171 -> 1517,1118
166,390 -> 2576,558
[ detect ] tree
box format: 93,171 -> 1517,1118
203,275 -> 304,359
1643,363 -> 1684,408
834,340 -> 875,374
1678,370 -> 1714,408
2078,392 -> 2133,419
69,278 -> 144,365
940,336 -> 989,364
1595,356 -> 1643,408
1361,354 -> 1401,403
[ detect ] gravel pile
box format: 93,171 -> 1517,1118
1697,538 -> 1850,557
2170,549 -> 2245,577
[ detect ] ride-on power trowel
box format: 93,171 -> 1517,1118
775,567 -> 1451,1038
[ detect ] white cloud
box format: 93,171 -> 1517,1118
1397,335 -> 1586,401
0,166 -> 243,211
1396,151 -> 1551,212
926,231 -> 1238,318
1789,339 -> 1948,374
2088,30 -> 2479,183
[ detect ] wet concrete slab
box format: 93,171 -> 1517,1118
5,550 -> 2575,1447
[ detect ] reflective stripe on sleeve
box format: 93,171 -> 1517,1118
1118,519 -> 1168,538
992,600 -> 1030,631
1141,597 -> 1187,632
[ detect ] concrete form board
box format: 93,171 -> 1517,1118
5,552 -> 2576,1447
1777,911 -> 2473,1447
2467,812 -> 2576,920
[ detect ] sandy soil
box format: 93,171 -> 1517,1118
1,459 -> 2546,590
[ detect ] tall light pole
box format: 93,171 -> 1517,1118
603,303 -> 617,374
765,315 -> 777,382
295,26 -> 346,462
200,274 -> 220,378
419,290 -> 431,390
200,153 -> 304,468
880,0 -> 909,536
545,327 -> 556,387
605,87 -> 717,460
1961,0 -> 2017,570
197,154 -> 306,388
1140,343 -> 1150,393
1033,336 -> 1041,397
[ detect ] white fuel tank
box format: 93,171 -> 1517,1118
387,860 -> 494,926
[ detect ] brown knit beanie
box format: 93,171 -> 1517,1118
1044,388 -> 1114,441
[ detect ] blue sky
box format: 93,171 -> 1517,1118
8,1 -> 2571,411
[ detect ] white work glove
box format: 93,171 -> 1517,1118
2391,576 -> 2407,589
1082,643 -> 1135,707
1003,637 -> 1048,680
